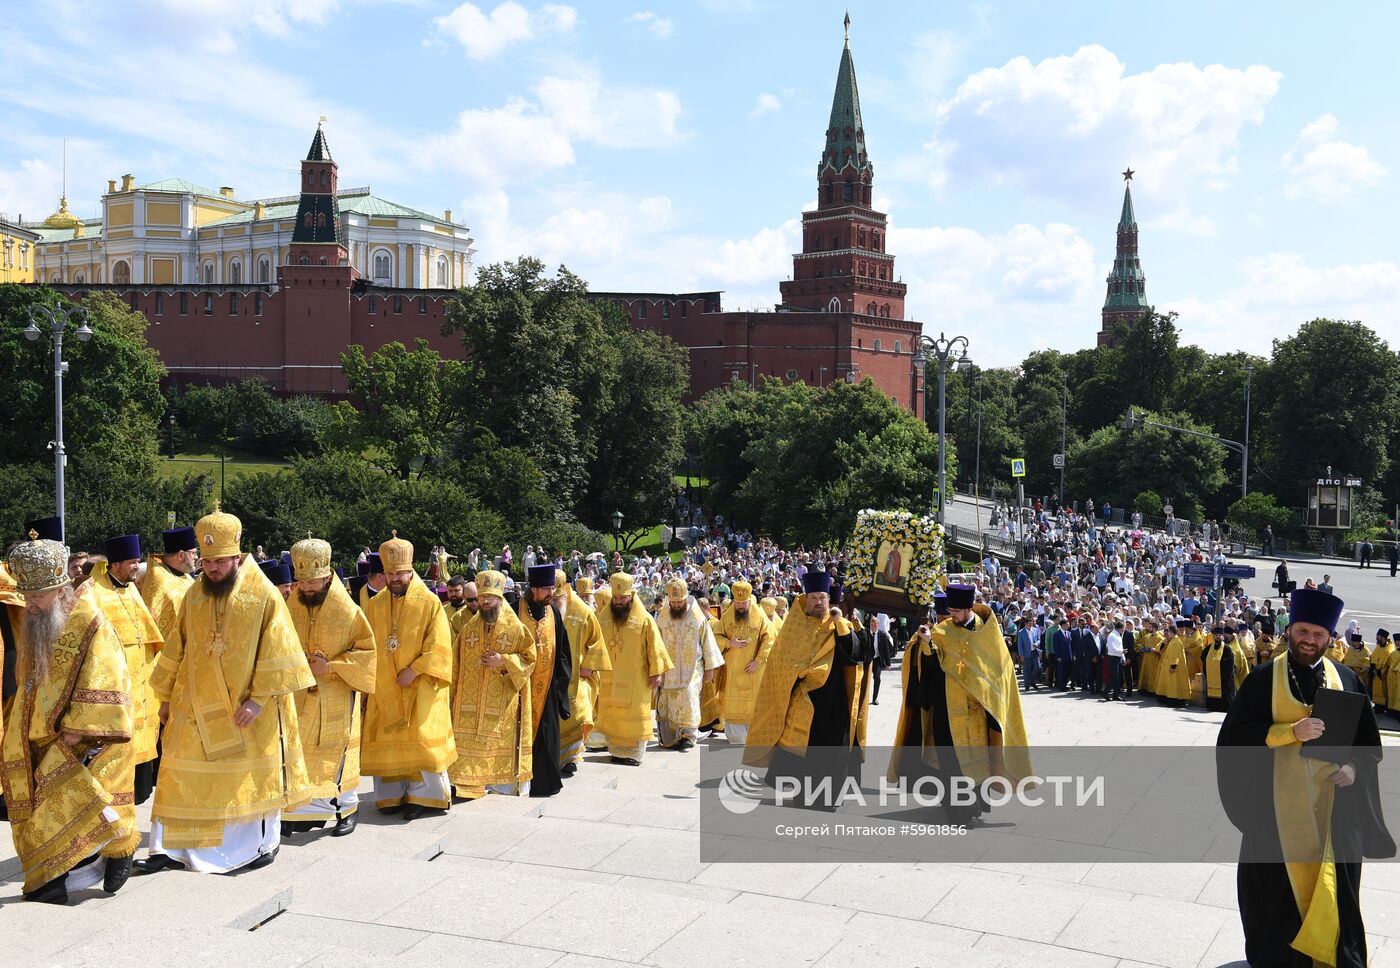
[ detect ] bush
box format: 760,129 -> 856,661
1227,492 -> 1294,534
1133,490 -> 1163,517
169,379 -> 332,460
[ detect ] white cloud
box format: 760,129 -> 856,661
892,221 -> 1101,363
149,0 -> 340,37
425,68 -> 684,189
919,45 -> 1281,229
628,11 -> 674,38
434,1 -> 577,60
749,93 -> 782,118
1282,114 -> 1388,202
1168,252 -> 1400,354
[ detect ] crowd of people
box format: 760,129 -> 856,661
1,502 -> 1392,967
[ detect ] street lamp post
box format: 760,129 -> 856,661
1059,376 -> 1068,509
818,365 -> 826,388
911,332 -> 971,526
24,302 -> 93,543
1242,364 -> 1254,499
168,413 -> 177,460
611,510 -> 623,555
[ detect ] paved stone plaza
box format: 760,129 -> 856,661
4,679 -> 1398,968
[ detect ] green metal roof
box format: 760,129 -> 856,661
202,192 -> 456,229
1104,183 -> 1147,311
820,44 -> 872,176
32,221 -> 102,243
138,177 -> 224,198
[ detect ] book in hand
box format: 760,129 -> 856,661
1300,687 -> 1366,762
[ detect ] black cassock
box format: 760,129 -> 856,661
1204,643 -> 1239,713
1217,656 -> 1395,968
529,604 -> 572,798
764,626 -> 868,809
890,626 -> 1003,824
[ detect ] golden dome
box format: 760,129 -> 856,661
43,195 -> 81,229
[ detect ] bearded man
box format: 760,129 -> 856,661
136,506 -> 315,875
712,580 -> 774,745
552,570 -> 610,774
655,578 -> 723,751
594,573 -> 672,765
140,527 -> 199,642
282,536 -> 376,838
86,532 -> 164,870
449,580 -> 479,639
1219,589 -> 1395,967
449,570 -> 538,798
3,533 -> 133,903
518,565 -> 571,797
361,532 -> 455,819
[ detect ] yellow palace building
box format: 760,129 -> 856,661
0,215 -> 40,283
29,162 -> 474,288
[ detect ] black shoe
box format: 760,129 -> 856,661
676,738 -> 695,751
609,756 -> 641,766
245,848 -> 277,871
133,853 -> 186,875
24,873 -> 68,905
402,803 -> 423,822
871,700 -> 879,705
332,813 -> 358,837
103,855 -> 133,894
378,805 -> 403,816
560,763 -> 578,778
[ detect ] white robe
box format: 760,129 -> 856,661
654,599 -> 723,732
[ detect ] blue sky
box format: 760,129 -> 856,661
3,0 -> 1397,364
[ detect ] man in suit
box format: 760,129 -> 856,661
864,613 -> 895,705
1072,616 -> 1098,693
1053,615 -> 1074,689
1016,616 -> 1041,692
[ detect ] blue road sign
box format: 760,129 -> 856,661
1219,564 -> 1257,579
1183,565 -> 1218,585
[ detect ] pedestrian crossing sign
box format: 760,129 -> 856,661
1011,458 -> 1026,478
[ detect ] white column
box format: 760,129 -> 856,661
396,243 -> 406,288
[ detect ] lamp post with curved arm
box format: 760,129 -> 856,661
23,302 -> 94,544
911,332 -> 970,526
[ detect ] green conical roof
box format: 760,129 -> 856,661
820,42 -> 871,176
1104,180 -> 1147,311
1118,183 -> 1136,227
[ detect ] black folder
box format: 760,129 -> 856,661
1300,687 -> 1366,761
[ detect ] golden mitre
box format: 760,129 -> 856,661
476,569 -> 507,600
196,504 -> 242,558
575,576 -> 594,596
378,530 -> 413,573
553,570 -> 569,593
731,580 -> 753,603
7,534 -> 71,594
666,577 -> 688,602
291,535 -> 333,582
609,573 -> 634,597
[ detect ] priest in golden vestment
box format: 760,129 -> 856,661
1155,618 -> 1194,706
713,580 -> 774,745
655,578 -> 722,751
1135,619 -> 1163,697
449,570 -> 536,798
1369,629 -> 1393,711
139,526 -> 200,643
85,532 -> 163,877
553,570 -> 610,774
594,573 -> 673,765
4,534 -> 134,903
742,573 -> 868,805
137,507 -> 315,875
282,536 -> 376,838
362,532 -> 455,819
888,583 -> 1034,825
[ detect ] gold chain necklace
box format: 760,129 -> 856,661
110,580 -> 145,650
209,591 -> 230,656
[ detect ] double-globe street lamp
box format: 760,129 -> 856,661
911,332 -> 971,526
23,303 -> 93,544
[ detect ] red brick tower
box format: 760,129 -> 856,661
281,121 -> 357,392
778,15 -> 907,319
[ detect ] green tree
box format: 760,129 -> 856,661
1226,492 -> 1295,534
1013,350 -> 1075,501
1261,319 -> 1400,502
443,259 -> 619,509
1067,409 -> 1227,523
336,339 -> 467,480
719,378 -> 943,546
946,365 -> 1025,495
577,311 -> 688,533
